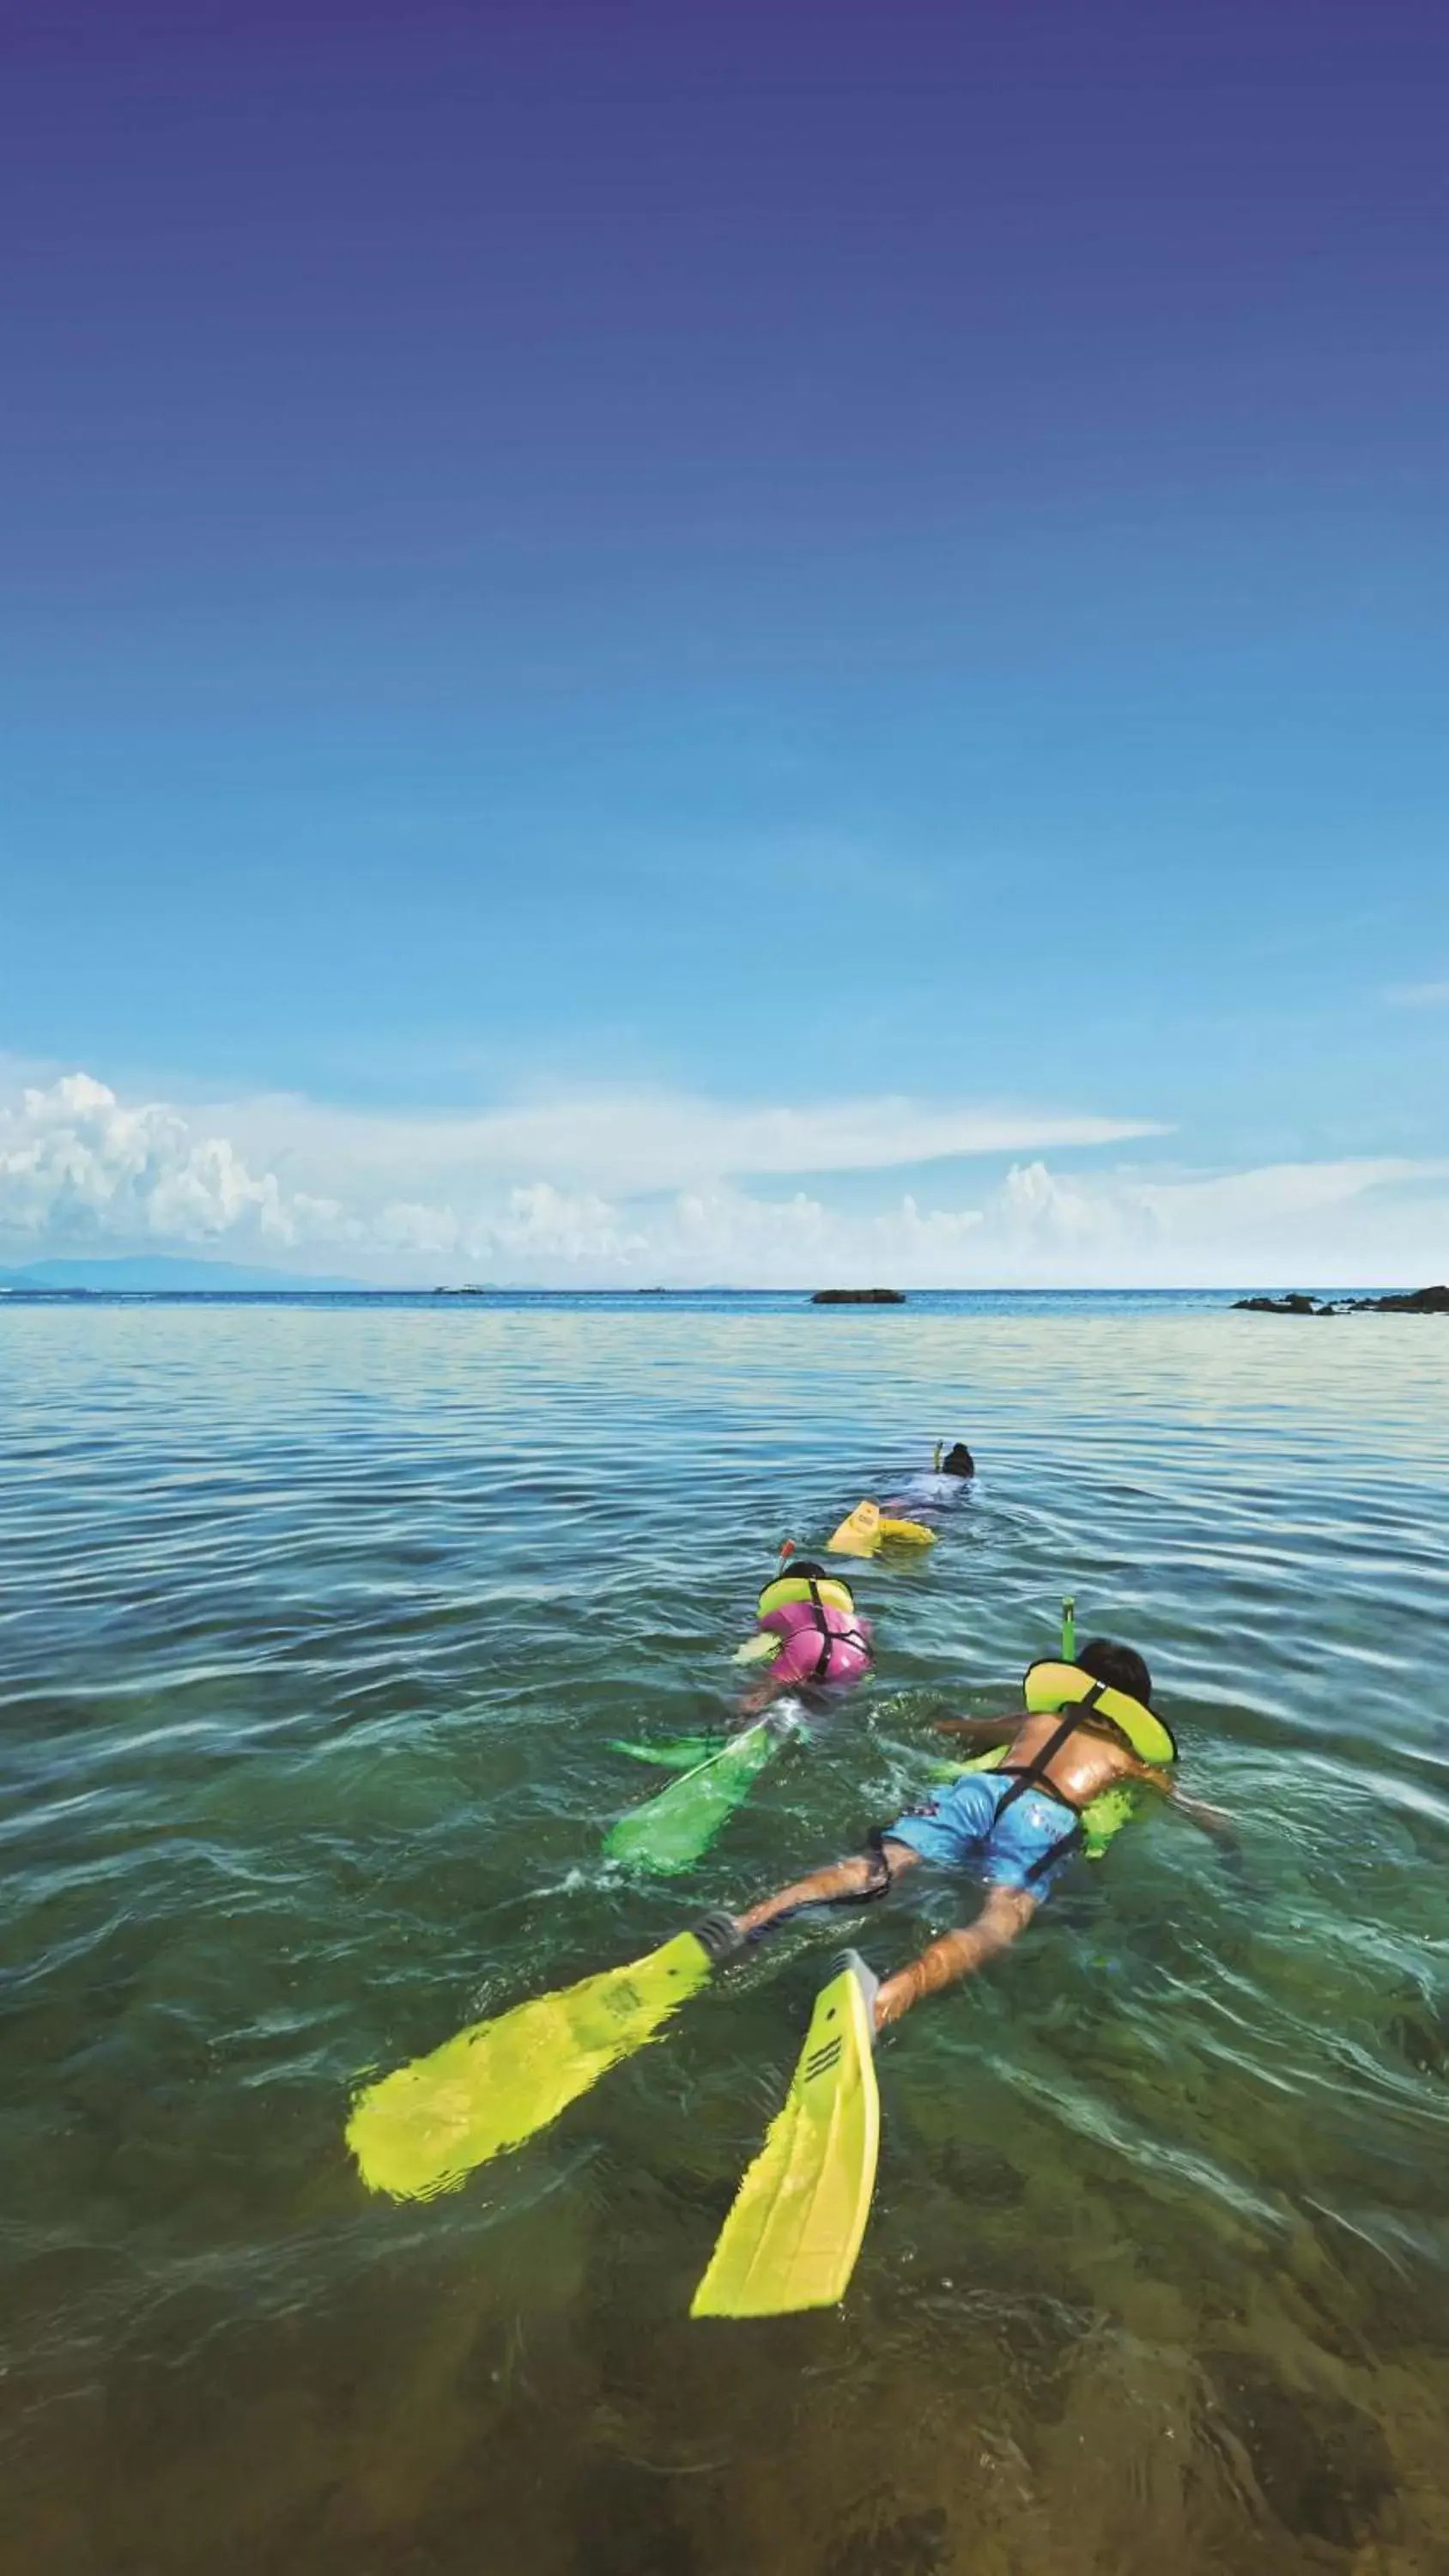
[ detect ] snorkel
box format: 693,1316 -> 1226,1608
1035,1591 -> 1175,1764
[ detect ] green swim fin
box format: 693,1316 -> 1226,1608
691,1953 -> 881,2319
609,1735 -> 722,1771
347,1924 -> 720,2201
604,1715 -> 795,1878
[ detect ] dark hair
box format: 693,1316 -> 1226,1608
1078,1637 -> 1152,1706
943,1443 -> 974,1477
783,1558 -> 827,1581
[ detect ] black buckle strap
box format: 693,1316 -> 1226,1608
993,1681 -> 1105,1821
1023,1818 -> 1084,1880
808,1602 -> 867,1681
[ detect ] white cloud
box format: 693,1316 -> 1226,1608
628,1157 -> 1449,1289
489,1182 -> 650,1268
1383,980 -> 1449,1010
1131,1157 -> 1432,1222
209,1084 -> 1163,1202
981,1154 -> 1449,1287
2,1068 -> 1445,1286
999,1159 -> 1107,1249
0,1073 -> 342,1249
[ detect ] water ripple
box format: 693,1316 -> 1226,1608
1,1296 -> 1446,2573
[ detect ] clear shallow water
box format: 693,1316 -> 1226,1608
1,1294 -> 1446,2576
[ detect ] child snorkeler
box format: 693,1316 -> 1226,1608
737,1558 -> 874,1714
724,1637 -> 1234,2024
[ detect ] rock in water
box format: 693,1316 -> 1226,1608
1234,1284 -> 1449,1316
1232,1293 -> 1325,1314
1348,1283 -> 1449,1313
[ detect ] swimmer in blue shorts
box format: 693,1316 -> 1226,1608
725,1638 -> 1234,2030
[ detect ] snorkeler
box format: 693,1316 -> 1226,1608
827,1442 -> 976,1556
595,1556 -> 875,1872
679,1636 -> 1241,2314
737,1556 -> 873,1712
347,1633 -> 1235,2312
879,1437 -> 975,1520
726,1637 -> 1232,2024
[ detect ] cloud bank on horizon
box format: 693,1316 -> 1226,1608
2,1068 -> 1444,1290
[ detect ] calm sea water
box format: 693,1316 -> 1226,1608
2,1293 -> 1446,2576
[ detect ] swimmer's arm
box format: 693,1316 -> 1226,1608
1131,1763 -> 1237,1837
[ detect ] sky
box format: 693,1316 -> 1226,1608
2,0 -> 1446,1285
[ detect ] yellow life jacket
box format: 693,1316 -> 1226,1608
757,1571 -> 856,1621
1022,1659 -> 1178,1767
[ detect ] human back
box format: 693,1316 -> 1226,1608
995,1636 -> 1157,1810
997,1707 -> 1143,1810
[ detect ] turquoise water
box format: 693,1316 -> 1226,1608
2,1294 -> 1446,2576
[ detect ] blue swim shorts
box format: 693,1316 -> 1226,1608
884,1771 -> 1081,1899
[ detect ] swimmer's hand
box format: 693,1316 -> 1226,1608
1173,1791 -> 1237,1836
1174,1789 -> 1249,1877
1141,1772 -> 1250,1880
1138,1770 -> 1236,1837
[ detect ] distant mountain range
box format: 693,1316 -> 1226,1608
0,1256 -> 366,1292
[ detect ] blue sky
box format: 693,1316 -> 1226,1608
2,2 -> 1446,1282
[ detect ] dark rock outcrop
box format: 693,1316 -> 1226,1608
1234,1292 -> 1324,1314
1348,1282 -> 1449,1313
811,1287 -> 906,1304
1234,1284 -> 1448,1316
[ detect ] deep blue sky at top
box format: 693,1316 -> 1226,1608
3,0 -> 1446,1171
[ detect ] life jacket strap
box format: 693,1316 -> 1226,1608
808,1601 -> 868,1680
992,1681 -> 1108,1820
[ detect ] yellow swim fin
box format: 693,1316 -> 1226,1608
691,1953 -> 881,2318
348,1923 -> 722,2200
827,1499 -> 881,1557
876,1516 -> 937,1547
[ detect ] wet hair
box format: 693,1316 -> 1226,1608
783,1558 -> 827,1581
943,1443 -> 975,1477
1078,1637 -> 1153,1707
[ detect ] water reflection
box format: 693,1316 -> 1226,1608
1,1299 -> 1446,2573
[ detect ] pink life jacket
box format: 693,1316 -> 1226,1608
757,1595 -> 873,1688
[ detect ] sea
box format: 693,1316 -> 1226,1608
2,1290 -> 1446,2576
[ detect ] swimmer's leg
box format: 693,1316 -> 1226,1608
874,1884 -> 1039,2029
733,1834 -> 922,1941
